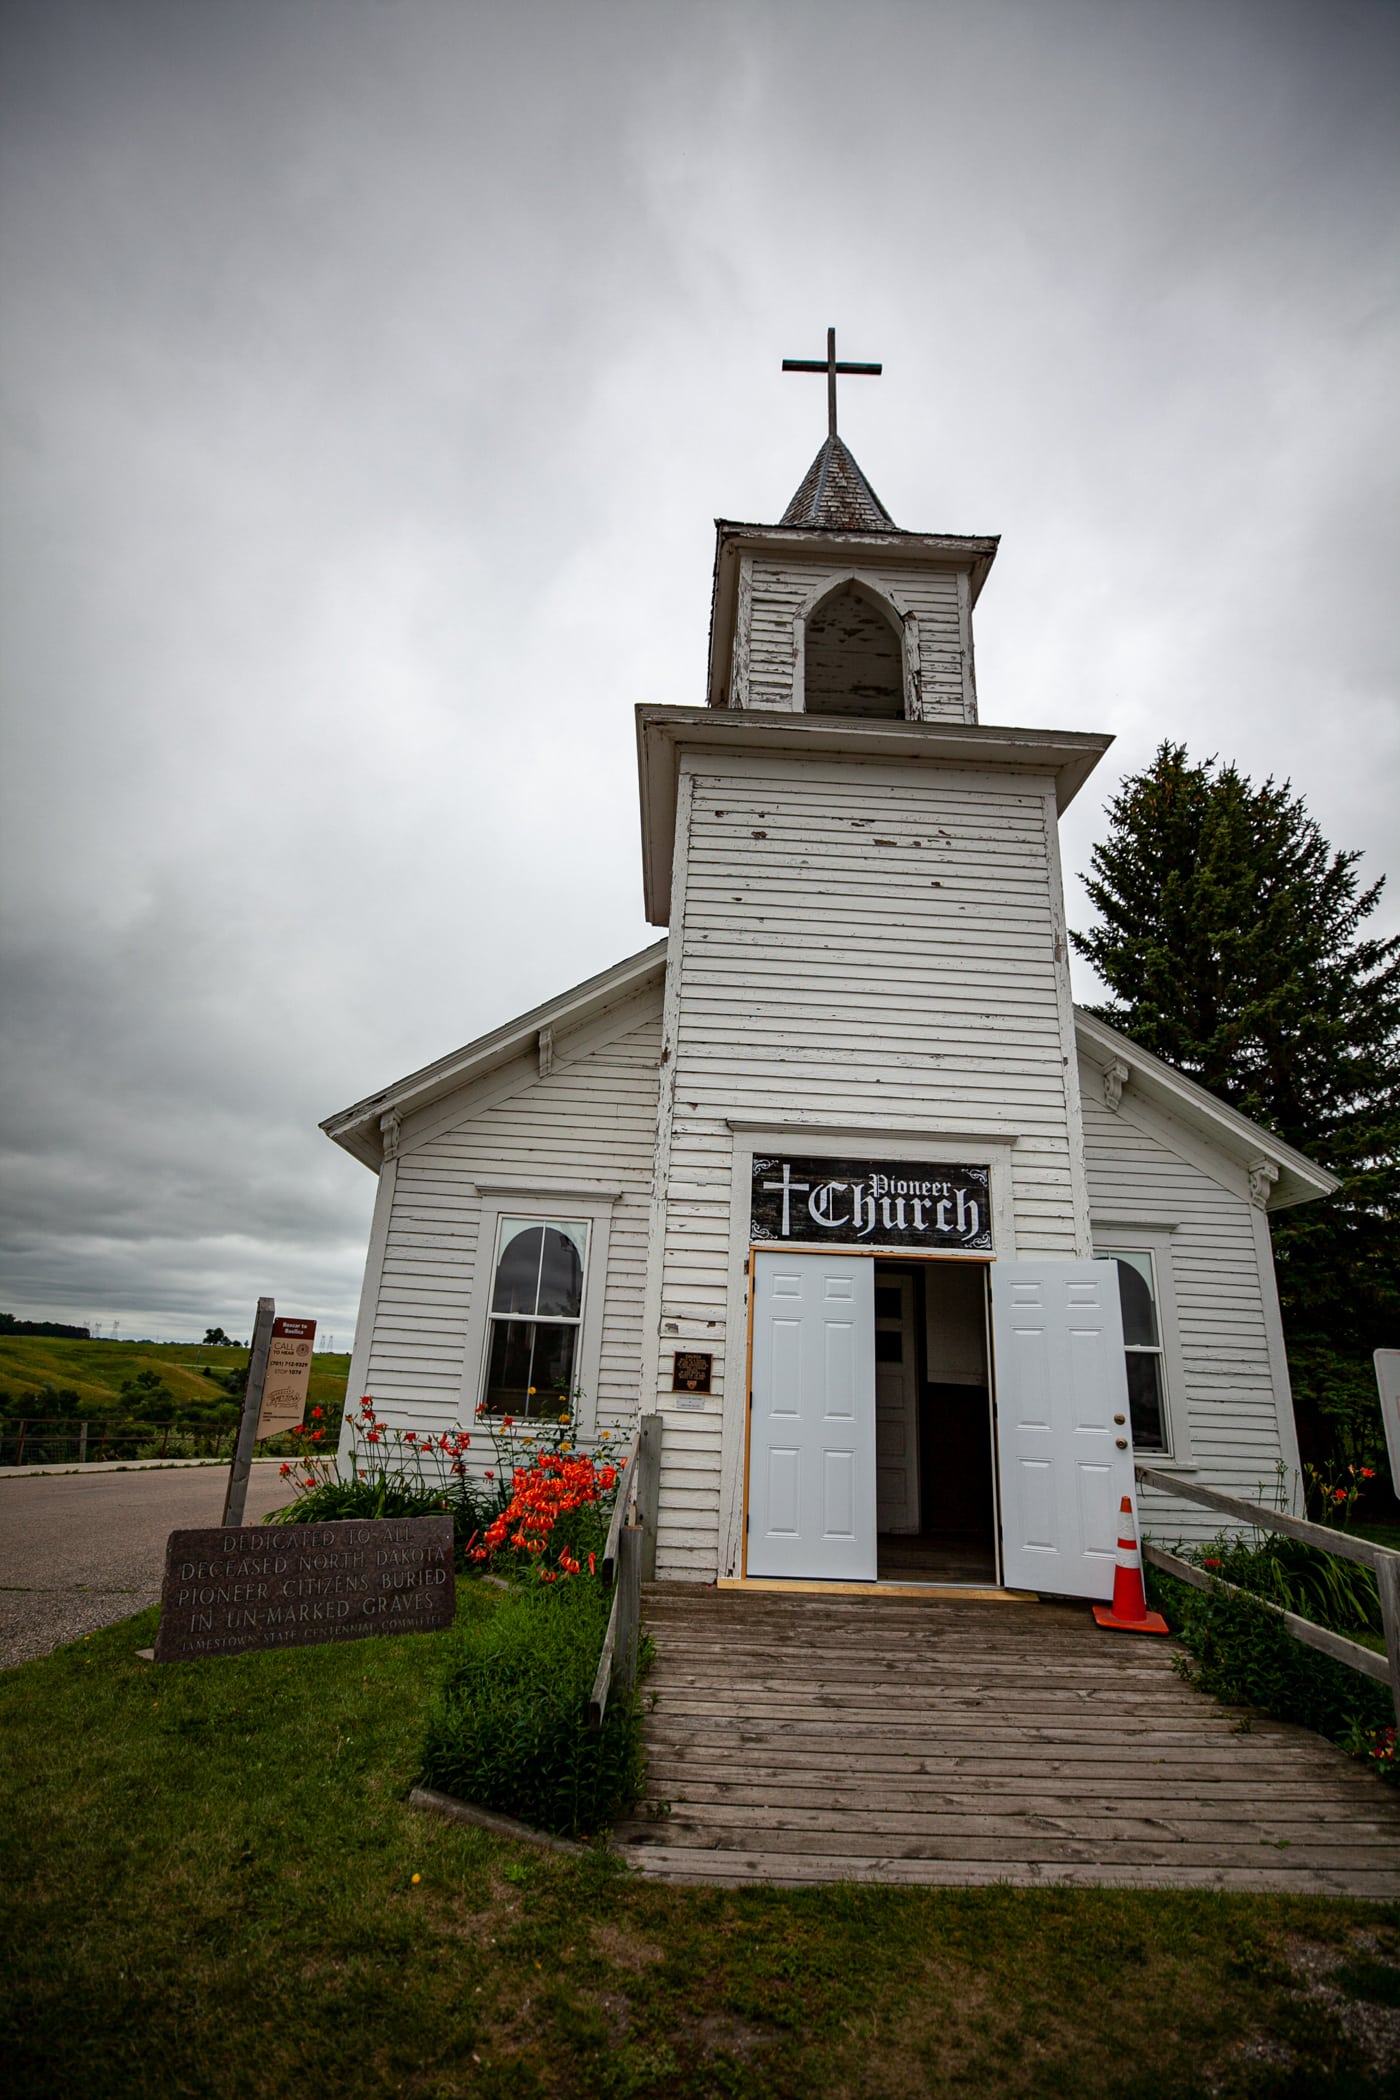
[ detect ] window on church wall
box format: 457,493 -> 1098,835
803,581 -> 905,719
482,1217 -> 589,1417
1094,1249 -> 1169,1453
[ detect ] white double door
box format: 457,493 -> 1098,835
747,1250 -> 1133,1596
988,1258 -> 1136,1600
747,1251 -> 877,1580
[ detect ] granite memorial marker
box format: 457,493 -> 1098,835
154,1514 -> 455,1663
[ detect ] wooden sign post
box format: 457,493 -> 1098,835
222,1298 -> 278,1528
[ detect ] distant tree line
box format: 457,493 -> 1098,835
0,1315 -> 91,1339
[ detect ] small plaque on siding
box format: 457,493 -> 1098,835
672,1351 -> 713,1395
154,1515 -> 455,1663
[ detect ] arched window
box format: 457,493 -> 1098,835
482,1217 -> 589,1416
803,580 -> 905,718
1094,1249 -> 1168,1453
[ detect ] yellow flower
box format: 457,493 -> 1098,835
558,1411 -> 570,1423
411,1873 -> 421,1885
600,1430 -> 611,1440
528,1386 -> 536,1395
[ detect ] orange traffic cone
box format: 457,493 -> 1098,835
1093,1494 -> 1170,1635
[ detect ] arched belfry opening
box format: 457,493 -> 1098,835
803,580 -> 905,719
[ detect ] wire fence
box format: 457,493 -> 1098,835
0,1417 -> 338,1467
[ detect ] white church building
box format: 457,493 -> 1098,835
324,367 -> 1335,1601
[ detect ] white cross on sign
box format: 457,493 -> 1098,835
762,1162 -> 810,1237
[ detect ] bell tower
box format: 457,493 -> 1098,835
635,339 -> 1112,1556
705,330 -> 997,722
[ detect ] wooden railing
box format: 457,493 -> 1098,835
588,1413 -> 661,1730
1136,1462 -> 1400,1725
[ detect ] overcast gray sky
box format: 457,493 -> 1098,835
2,0 -> 1396,1344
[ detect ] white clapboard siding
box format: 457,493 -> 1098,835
1080,1072 -> 1299,1545
359,995 -> 663,1448
743,556 -> 971,721
650,756 -> 1085,1579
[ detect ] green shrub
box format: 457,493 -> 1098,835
1189,1528 -> 1381,1639
418,1578 -> 644,1839
1147,1565 -> 1391,1745
264,1472 -> 493,1559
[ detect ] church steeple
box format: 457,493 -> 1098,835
778,326 -> 897,531
780,433 -> 898,532
703,335 -> 998,716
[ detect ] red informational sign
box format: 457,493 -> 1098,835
255,1317 -> 317,1439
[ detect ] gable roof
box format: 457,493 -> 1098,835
321,941 -> 667,1169
1074,1008 -> 1338,1212
320,943 -> 1338,1214
780,435 -> 899,531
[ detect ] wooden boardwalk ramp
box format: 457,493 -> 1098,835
612,1585 -> 1400,1896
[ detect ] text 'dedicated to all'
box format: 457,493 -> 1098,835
153,1515 -> 455,1662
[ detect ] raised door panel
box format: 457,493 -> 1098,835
748,1251 -> 877,1579
990,1260 -> 1134,1599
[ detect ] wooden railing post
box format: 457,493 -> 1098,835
588,1416 -> 662,1730
636,1413 -> 662,1582
601,1425 -> 642,1587
1378,1554 -> 1400,1732
615,1524 -> 642,1686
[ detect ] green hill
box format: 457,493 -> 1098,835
0,1335 -> 352,1426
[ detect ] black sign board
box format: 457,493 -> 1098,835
672,1351 -> 713,1394
751,1156 -> 992,1252
154,1515 -> 455,1663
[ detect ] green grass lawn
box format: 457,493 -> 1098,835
2,1590 -> 1396,2100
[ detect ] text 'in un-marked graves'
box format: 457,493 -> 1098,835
154,1514 -> 455,1662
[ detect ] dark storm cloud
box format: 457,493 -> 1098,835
1,0 -> 1396,1336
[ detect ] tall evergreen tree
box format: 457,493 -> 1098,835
1073,742 -> 1400,1474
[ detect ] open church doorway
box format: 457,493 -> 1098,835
744,1247 -> 999,1585
875,1260 -> 998,1584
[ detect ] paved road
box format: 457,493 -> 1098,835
0,1465 -> 294,1668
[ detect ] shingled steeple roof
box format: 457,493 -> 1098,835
779,433 -> 899,532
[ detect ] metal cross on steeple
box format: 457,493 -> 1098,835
782,326 -> 882,437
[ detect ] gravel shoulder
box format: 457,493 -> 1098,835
0,1465 -> 293,1667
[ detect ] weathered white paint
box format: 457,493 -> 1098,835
339,1151 -> 399,1458
1080,1051 -> 1308,1542
788,570 -> 924,722
737,554 -> 972,722
648,747 -> 1088,1580
346,986 -> 663,1459
325,457 -> 1334,1600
